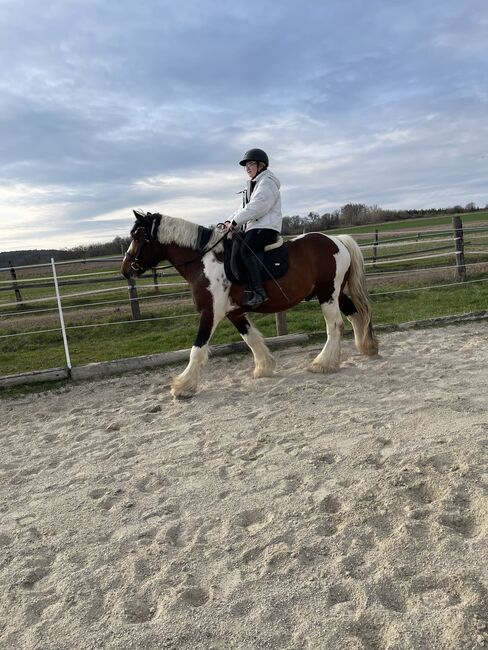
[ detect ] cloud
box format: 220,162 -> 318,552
0,0 -> 487,251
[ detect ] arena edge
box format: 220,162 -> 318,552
1,312 -> 487,391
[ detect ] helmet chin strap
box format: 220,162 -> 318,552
251,165 -> 266,180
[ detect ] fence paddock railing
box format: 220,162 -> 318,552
2,215 -> 488,381
127,277 -> 141,320
372,229 -> 379,268
275,312 -> 288,336
453,216 -> 466,281
9,261 -> 24,309
152,267 -> 160,292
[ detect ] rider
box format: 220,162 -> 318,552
226,148 -> 282,309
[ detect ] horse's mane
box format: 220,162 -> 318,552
155,214 -> 224,253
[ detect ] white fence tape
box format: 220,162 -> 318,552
0,281 -> 190,309
364,251 -> 455,266
371,277 -> 488,297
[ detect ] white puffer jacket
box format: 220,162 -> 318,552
230,169 -> 282,232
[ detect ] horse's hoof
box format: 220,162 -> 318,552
171,383 -> 196,399
307,362 -> 338,374
171,390 -> 194,400
253,367 -> 274,379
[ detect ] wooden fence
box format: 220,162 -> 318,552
1,214 -> 488,381
1,216 -> 487,338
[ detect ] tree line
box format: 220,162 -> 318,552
0,236 -> 131,269
281,202 -> 486,235
1,203 -> 486,268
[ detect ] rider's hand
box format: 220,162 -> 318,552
225,220 -> 235,232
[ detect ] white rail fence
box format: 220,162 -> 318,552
1,217 -> 487,380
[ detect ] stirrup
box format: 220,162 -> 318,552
243,290 -> 268,309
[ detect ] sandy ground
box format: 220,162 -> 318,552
1,323 -> 487,650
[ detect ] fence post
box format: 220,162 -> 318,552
8,261 -> 24,309
51,258 -> 72,370
275,312 -> 288,336
372,229 -> 379,268
452,216 -> 466,281
127,277 -> 141,319
152,268 -> 159,292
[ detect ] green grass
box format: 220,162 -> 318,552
1,277 -> 486,377
337,211 -> 488,236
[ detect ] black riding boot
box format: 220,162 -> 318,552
242,256 -> 268,309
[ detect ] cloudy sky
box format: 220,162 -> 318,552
1,0 -> 487,252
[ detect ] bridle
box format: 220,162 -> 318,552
124,220 -> 228,275
125,231 -> 149,274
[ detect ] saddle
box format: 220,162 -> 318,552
223,233 -> 289,285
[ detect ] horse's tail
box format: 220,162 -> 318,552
337,235 -> 379,356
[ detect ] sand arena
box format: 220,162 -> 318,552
1,322 -> 487,649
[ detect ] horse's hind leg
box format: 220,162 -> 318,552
339,293 -> 377,356
308,297 -> 344,374
339,293 -> 364,355
227,312 -> 275,378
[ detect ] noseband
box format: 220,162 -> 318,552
125,212 -> 162,274
125,238 -> 148,273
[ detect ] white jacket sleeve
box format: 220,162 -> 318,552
231,177 -> 278,226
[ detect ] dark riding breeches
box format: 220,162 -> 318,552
240,228 -> 279,261
238,228 -> 279,308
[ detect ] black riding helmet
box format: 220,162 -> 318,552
239,148 -> 269,167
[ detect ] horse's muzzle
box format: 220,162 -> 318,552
121,255 -> 134,279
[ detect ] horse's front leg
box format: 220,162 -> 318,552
227,312 -> 275,378
171,310 -> 215,399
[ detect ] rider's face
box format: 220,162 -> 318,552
245,161 -> 258,179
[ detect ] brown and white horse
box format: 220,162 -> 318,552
121,211 -> 378,398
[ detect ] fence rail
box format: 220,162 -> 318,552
1,216 -> 487,379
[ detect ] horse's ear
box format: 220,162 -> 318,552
133,209 -> 147,223
133,226 -> 146,242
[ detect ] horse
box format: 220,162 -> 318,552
121,211 -> 378,398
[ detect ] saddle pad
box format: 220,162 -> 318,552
264,236 -> 284,252
223,237 -> 289,285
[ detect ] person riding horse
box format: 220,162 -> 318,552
122,208 -> 378,399
225,148 -> 282,309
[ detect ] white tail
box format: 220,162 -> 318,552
338,235 -> 379,356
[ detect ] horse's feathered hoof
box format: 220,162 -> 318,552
253,365 -> 275,379
171,389 -> 195,400
307,362 -> 339,374
171,379 -> 197,400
